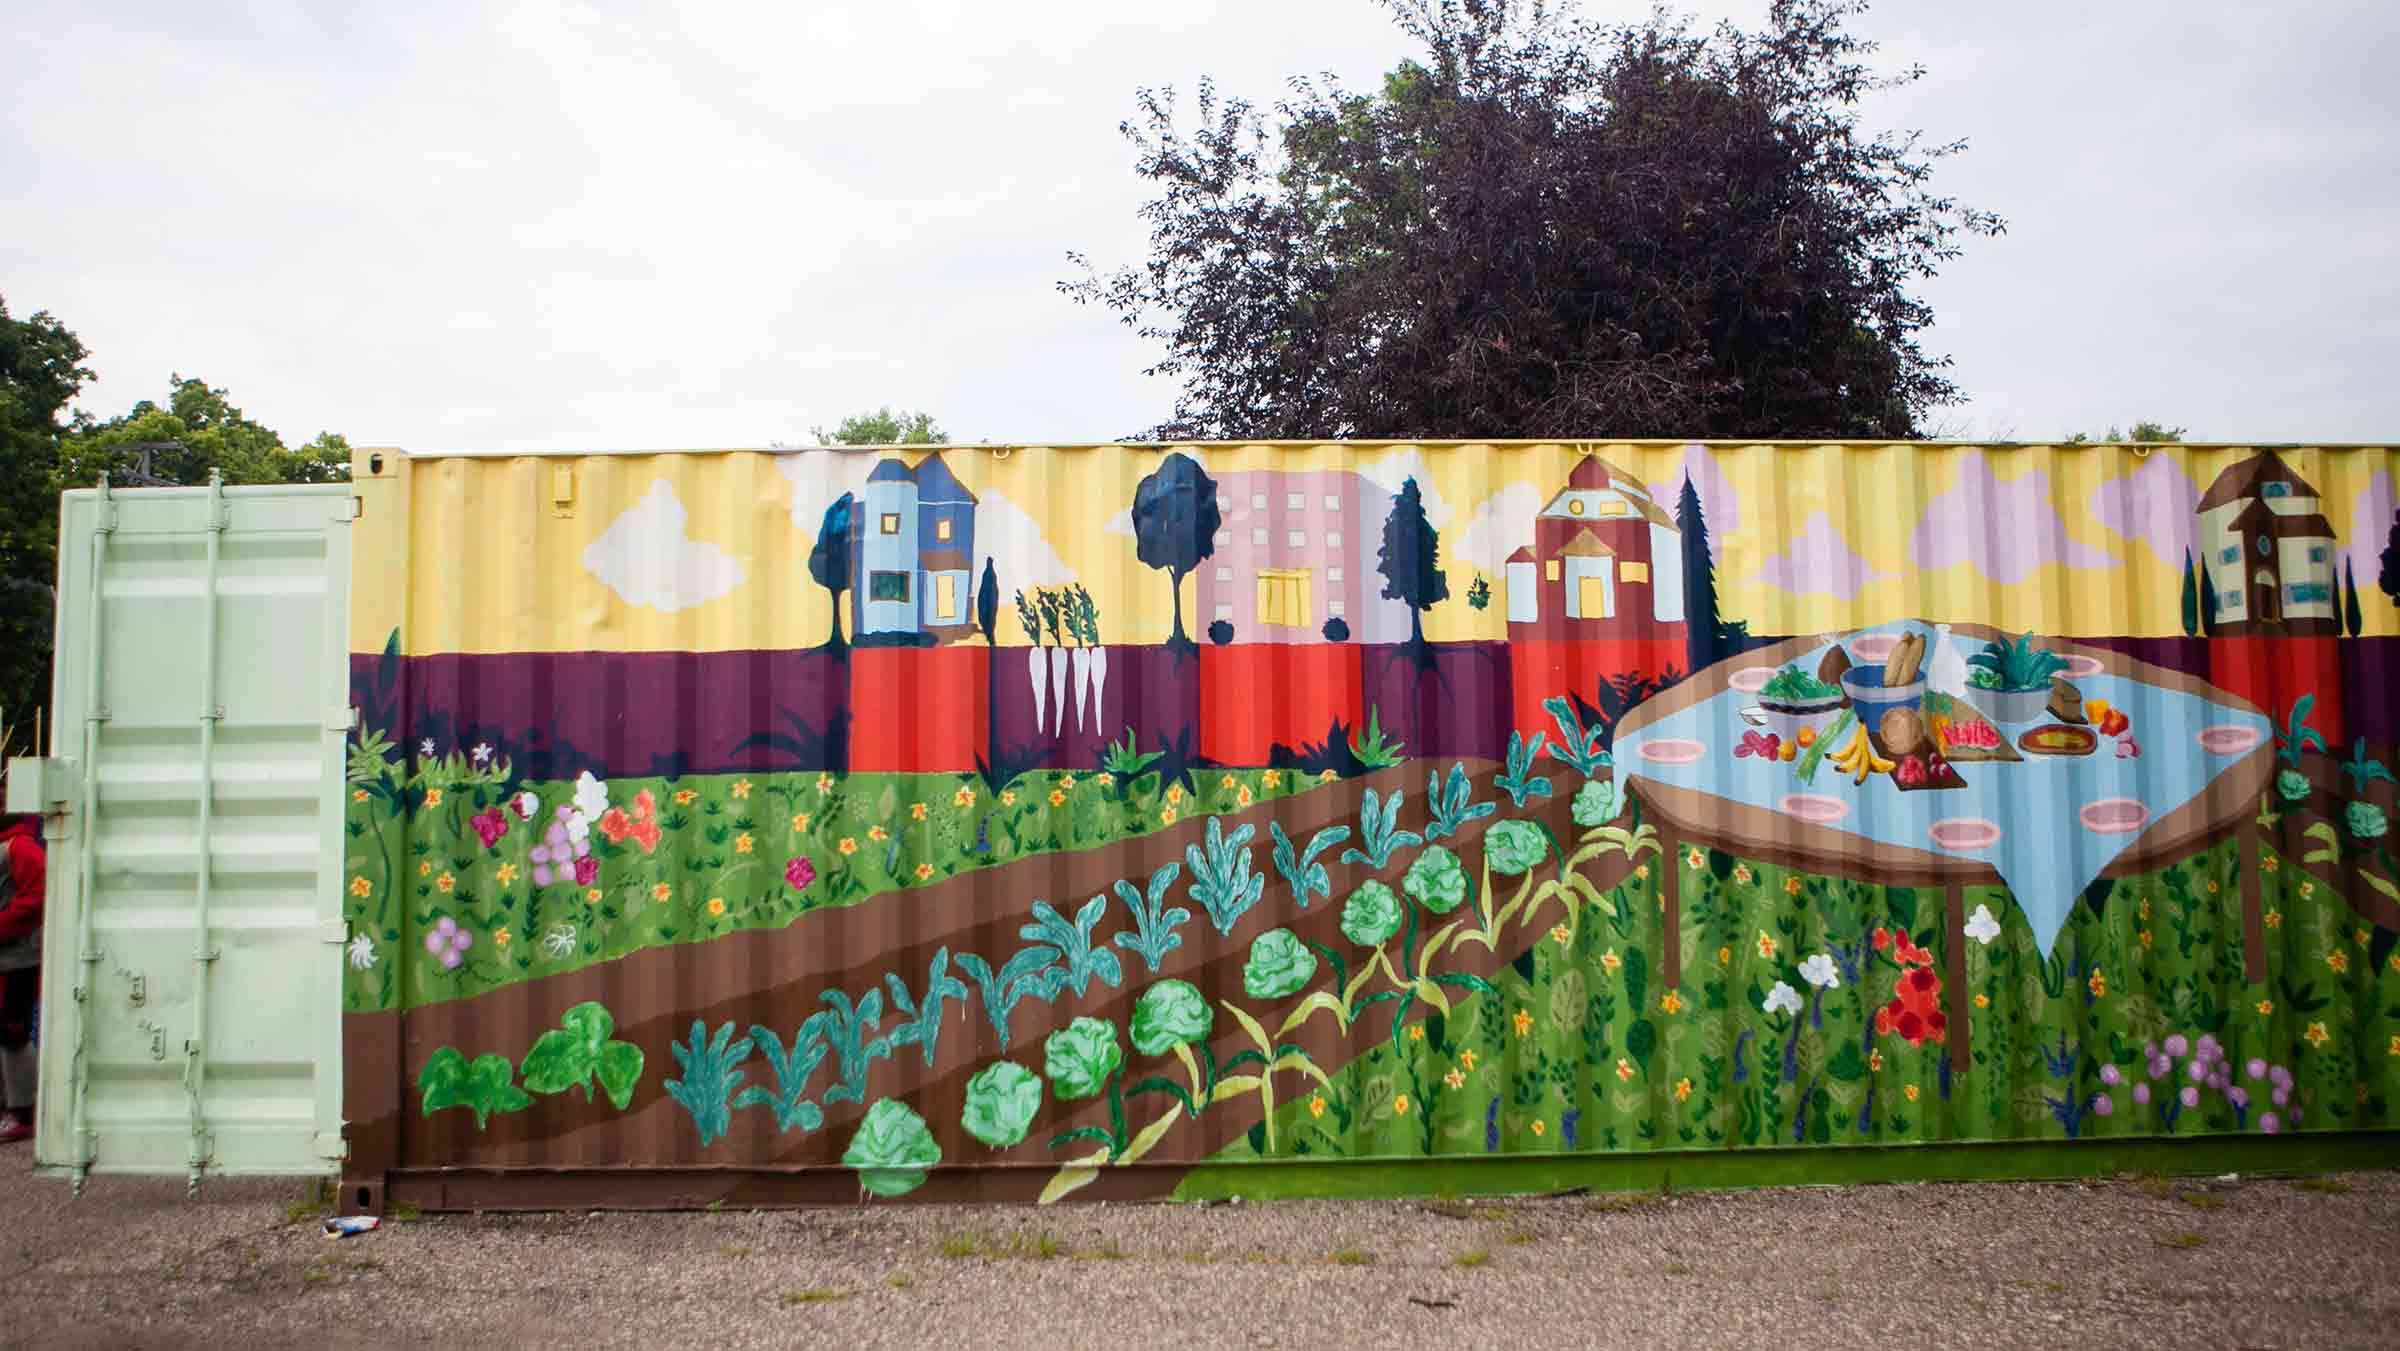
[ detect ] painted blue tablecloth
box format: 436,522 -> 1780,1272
1615,623 -> 2273,956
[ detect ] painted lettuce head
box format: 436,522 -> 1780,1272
2276,769 -> 2311,803
1043,1017 -> 1123,1100
842,1098 -> 941,1197
1342,879 -> 1403,946
1404,844 -> 1469,911
1243,929 -> 1318,1000
960,1060 -> 1042,1149
1482,821 -> 1547,878
2347,799 -> 2390,840
1131,979 -> 1213,1056
1571,778 -> 1622,828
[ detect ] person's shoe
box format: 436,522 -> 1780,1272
0,1115 -> 32,1144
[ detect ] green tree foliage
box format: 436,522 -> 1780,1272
1064,0 -> 2002,439
0,296 -> 91,748
811,408 -> 946,445
1376,476 -> 1447,651
58,376 -> 350,489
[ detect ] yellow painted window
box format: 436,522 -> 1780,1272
935,518 -> 953,542
935,574 -> 958,620
1579,576 -> 1610,618
1256,568 -> 1311,627
879,513 -> 901,535
1545,559 -> 1561,582
1599,499 -> 1629,517
1619,561 -> 1649,584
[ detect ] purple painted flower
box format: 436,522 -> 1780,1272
573,855 -> 599,887
2270,1065 -> 2293,1089
784,857 -> 817,891
2290,1107 -> 2302,1125
2099,1064 -> 2122,1085
2272,1086 -> 2290,1108
2247,1057 -> 2267,1081
2164,1034 -> 2188,1058
2196,1034 -> 2220,1061
424,931 -> 446,956
2179,1085 -> 2200,1109
425,919 -> 471,970
2150,1056 -> 2171,1080
2260,1112 -> 2280,1134
2091,1094 -> 2113,1117
2187,1060 -> 2207,1083
2144,1040 -> 2159,1060
2133,1083 -> 2152,1105
2228,1086 -> 2249,1109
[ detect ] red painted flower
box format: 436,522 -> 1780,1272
597,807 -> 634,845
1894,1007 -> 1925,1044
1875,1005 -> 1897,1035
469,808 -> 509,849
1927,1010 -> 1948,1041
1905,967 -> 1938,997
785,857 -> 817,891
573,855 -> 599,887
629,820 -> 662,855
1871,927 -> 1892,951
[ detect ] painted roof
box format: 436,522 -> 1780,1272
863,450 -> 980,505
1545,456 -> 1676,529
2228,498 -> 2335,541
1558,527 -> 1616,557
1506,544 -> 1536,564
2197,449 -> 2316,512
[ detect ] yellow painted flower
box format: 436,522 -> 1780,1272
1060,775 -> 1077,790
838,837 -> 858,856
1733,865 -> 1753,886
1409,1023 -> 1427,1041
1395,1094 -> 1411,1116
2205,879 -> 2220,895
1601,949 -> 1622,973
2326,950 -> 2350,975
1444,1067 -> 1466,1089
425,788 -> 443,807
495,863 -> 518,885
651,883 -> 671,903
2389,1035 -> 2400,1058
911,802 -> 929,821
1459,1050 -> 1478,1071
349,876 -> 372,897
1784,875 -> 1802,896
1635,864 -> 1650,882
674,789 -> 697,806
419,860 -> 433,877
731,780 -> 752,799
1319,769 -> 1338,783
1615,1059 -> 1635,1081
2304,1021 -> 2330,1048
586,888 -> 603,904
735,833 -> 755,854
436,872 -> 455,893
1237,786 -> 1254,807
2087,968 -> 2107,998
914,862 -> 935,880
1166,784 -> 1185,805
1717,946 -> 1731,966
352,789 -> 368,803
495,928 -> 512,948
1048,790 -> 1066,807
1904,1084 -> 1920,1102
2265,908 -> 2283,928
952,786 -> 974,808
1973,993 -> 1990,1009
1660,991 -> 1684,1015
2357,927 -> 2371,949
1512,1009 -> 1534,1037
2138,897 -> 2151,920
1673,1077 -> 1692,1103
1001,790 -> 1017,807
1756,930 -> 1778,959
1553,924 -> 1573,947
793,813 -> 812,832
2261,853 -> 2279,872
2256,999 -> 2274,1016
2389,952 -> 2400,974
1685,846 -> 1705,869
1869,1049 -> 1884,1073
1221,775 -> 1238,792
708,897 -> 727,918
816,774 -> 834,794
1160,807 -> 1178,826
1531,1119 -> 1547,1137
2138,929 -> 2153,949
868,825 -> 888,843
1264,770 -> 1282,788
1308,1094 -> 1327,1119
2298,882 -> 2314,899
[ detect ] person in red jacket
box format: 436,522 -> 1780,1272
0,814 -> 42,1144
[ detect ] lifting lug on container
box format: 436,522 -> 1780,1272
122,971 -> 144,1005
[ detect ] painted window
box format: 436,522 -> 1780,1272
2257,537 -> 2271,557
1545,559 -> 1561,582
2263,481 -> 2291,499
1252,492 -> 1268,510
868,571 -> 910,603
2308,545 -> 2328,563
935,518 -> 953,542
2221,592 -> 2240,608
1256,568 -> 1311,627
2288,583 -> 2332,605
1215,566 -> 1233,584
1620,561 -> 1650,585
1599,499 -> 1629,517
879,513 -> 901,535
1328,598 -> 1346,618
1327,532 -> 1343,549
1324,494 -> 1340,512
1287,530 -> 1306,550
1568,498 -> 1585,516
1578,575 -> 1613,619
2220,546 -> 2239,565
1216,531 -> 1228,548
1213,603 -> 1233,622
1251,527 -> 1268,547
1287,492 -> 1305,511
934,574 -> 958,620
1328,566 -> 1343,584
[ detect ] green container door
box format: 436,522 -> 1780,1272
11,480 -> 355,1188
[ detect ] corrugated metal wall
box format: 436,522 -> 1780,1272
338,441 -> 2400,1206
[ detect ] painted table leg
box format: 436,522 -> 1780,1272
2239,822 -> 2268,984
1661,827 -> 1682,991
1945,880 -> 1970,1076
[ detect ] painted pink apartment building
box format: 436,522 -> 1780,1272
1194,469 -> 1413,644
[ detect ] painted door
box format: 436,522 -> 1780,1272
1577,574 -> 1613,620
10,479 -> 354,1187
934,574 -> 958,623
2253,567 -> 2279,624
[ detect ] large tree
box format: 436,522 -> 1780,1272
58,375 -> 350,487
1130,451 -> 1220,652
1065,0 -> 2002,439
811,408 -> 946,445
0,296 -> 90,749
1377,476 -> 1448,656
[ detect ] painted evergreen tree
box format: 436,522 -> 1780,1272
1678,474 -> 1724,674
2344,558 -> 2364,636
1378,476 -> 1449,660
2198,557 -> 2219,634
2179,549 -> 2199,637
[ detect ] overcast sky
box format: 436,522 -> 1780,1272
5,1 -> 2395,452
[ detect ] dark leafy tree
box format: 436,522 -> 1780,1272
1130,451 -> 1221,652
1466,575 -> 1490,610
810,407 -> 946,445
0,296 -> 86,751
1322,616 -> 1350,642
1377,477 -> 1448,660
1677,474 -> 1726,673
2199,558 -> 2219,635
2343,558 -> 2363,637
809,493 -> 856,659
1064,0 -> 2003,440
980,556 -> 1001,785
2380,520 -> 2398,608
58,375 -> 350,488
2180,549 -> 2199,638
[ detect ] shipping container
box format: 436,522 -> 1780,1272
16,439 -> 2400,1208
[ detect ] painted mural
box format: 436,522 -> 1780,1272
338,441 -> 2400,1204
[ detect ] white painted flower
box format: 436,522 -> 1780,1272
564,814 -> 591,845
1761,981 -> 1803,1017
542,923 -> 578,959
1965,903 -> 2001,946
346,933 -> 377,971
512,791 -> 540,821
471,742 -> 493,765
418,738 -> 435,757
1798,953 -> 1841,990
572,770 -> 609,822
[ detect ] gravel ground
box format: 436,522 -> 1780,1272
3,1147 -> 2395,1350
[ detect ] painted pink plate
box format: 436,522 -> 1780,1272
1728,666 -> 1775,694
1639,738 -> 1706,765
2196,724 -> 2263,756
1778,793 -> 1851,826
2079,798 -> 2150,836
1848,633 -> 1899,662
2061,654 -> 2106,678
1928,817 -> 2002,851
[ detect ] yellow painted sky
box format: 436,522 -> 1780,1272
350,442 -> 2400,655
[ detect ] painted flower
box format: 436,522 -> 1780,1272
349,876 -> 372,897
1904,1084 -> 1920,1102
1974,993 -> 1990,1009
2205,879 -> 2220,895
1732,865 -> 1753,886
2087,968 -> 2106,998
952,786 -> 974,808
2388,1035 -> 2400,1059
1060,775 -> 1076,790
1405,844 -> 1470,913
735,833 -> 755,855
436,872 -> 455,894
2326,950 -> 2350,975
2265,908 -> 2284,928
650,882 -> 672,903
2298,881 -> 2313,898
1530,1118 -> 1546,1136
1394,1094 -> 1411,1116
1242,929 -> 1318,1000
1048,790 -> 1066,808
914,862 -> 935,880
1601,949 -> 1623,974
1871,927 -> 1892,951
1963,903 -> 2001,946
816,774 -> 834,794
423,917 -> 472,970
353,789 -> 368,803
1799,953 -> 1841,990
1319,769 -> 1338,783
838,837 -> 858,856
707,898 -> 727,918
867,825 -> 888,843
2138,897 -> 2152,920
784,857 -> 816,891
1511,1009 -> 1534,1037
1659,991 -> 1684,1015
1307,1094 -> 1327,1119
1459,1050 -> 1478,1071
572,771 -> 608,821
1615,1059 -> 1635,1081
495,927 -> 512,949
1341,880 -> 1404,947
2260,853 -> 2279,873
471,742 -> 492,764
1444,1067 -> 1466,1090
1755,930 -> 1778,960
2138,929 -> 2154,950
1868,1049 -> 1884,1073
1551,924 -> 1572,947
1237,786 -> 1254,807
1263,770 -> 1283,788
597,807 -> 634,845
910,801 -> 929,821
674,789 -> 697,806
511,791 -> 540,820
1784,875 -> 1803,896
424,788 -> 444,807
542,924 -> 576,958
419,738 -> 435,757
999,789 -> 1017,808
1164,784 -> 1183,806
793,812 -> 812,832
573,856 -> 598,887
1673,1077 -> 1693,1103
2304,1021 -> 2330,1048
1635,864 -> 1650,882
1408,1023 -> 1427,1042
495,863 -> 518,886
1159,806 -> 1179,827
1220,775 -> 1238,792
1717,945 -> 1732,966
346,934 -> 377,970
1762,982 -> 1803,1018
1571,778 -> 1621,828
1685,846 -> 1705,870
731,780 -> 752,800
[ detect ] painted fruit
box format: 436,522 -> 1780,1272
1779,740 -> 1797,762
1880,708 -> 1926,757
1896,755 -> 1927,787
1796,726 -> 1817,749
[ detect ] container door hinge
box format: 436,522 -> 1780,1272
314,1132 -> 350,1161
325,706 -> 357,733
317,919 -> 349,945
336,497 -> 361,523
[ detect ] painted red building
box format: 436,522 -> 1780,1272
1502,455 -> 1687,642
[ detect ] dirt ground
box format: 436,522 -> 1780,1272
2,1148 -> 2395,1350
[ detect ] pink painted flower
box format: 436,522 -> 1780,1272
785,857 -> 817,891
573,855 -> 599,887
469,808 -> 509,849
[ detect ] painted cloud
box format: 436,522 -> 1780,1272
2344,470 -> 2395,591
1456,481 -> 1547,574
1749,512 -> 1893,599
777,448 -> 879,536
1357,446 -> 1453,526
1909,450 -> 2117,582
1646,443 -> 1738,563
978,488 -> 1077,590
583,480 -> 745,612
2088,453 -> 2199,567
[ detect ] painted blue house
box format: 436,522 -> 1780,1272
851,451 -> 978,642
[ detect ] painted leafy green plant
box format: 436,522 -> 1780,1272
1348,706 -> 1407,770
813,987 -> 892,1107
518,1001 -> 645,1111
882,949 -> 970,1067
1243,928 -> 1318,1000
418,1047 -> 531,1128
1186,816 -> 1265,935
1098,728 -> 1162,790
2341,738 -> 2396,795
1968,632 -> 2068,692
734,1020 -> 829,1133
2347,800 -> 2390,840
1269,820 -> 1351,907
1342,880 -> 1404,947
1481,820 -> 1548,879
1110,861 -> 1191,971
1339,788 -> 1422,870
1044,1017 -> 1124,1101
1131,979 -> 1213,1056
961,1060 -> 1043,1149
2277,695 -> 2329,769
1021,896 -> 1124,997
1493,730 -> 1552,807
843,1098 -> 941,1197
1571,776 -> 1623,828
666,1020 -> 754,1148
956,949 -> 1070,1052
1423,763 -> 1495,841
1542,695 -> 1612,780
1403,844 -> 1469,913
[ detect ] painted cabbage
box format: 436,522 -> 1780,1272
1242,928 -> 1317,1000
1481,821 -> 1547,878
1404,844 -> 1469,912
960,1060 -> 1043,1149
1342,880 -> 1403,946
842,1097 -> 940,1197
1044,1017 -> 1123,1100
1131,979 -> 1212,1056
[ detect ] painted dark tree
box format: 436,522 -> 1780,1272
2381,519 -> 2399,607
2198,557 -> 2220,634
2179,548 -> 2199,638
1131,451 -> 1221,653
2344,559 -> 2364,637
808,491 -> 856,660
1678,474 -> 1726,674
1378,476 -> 1448,663
979,556 -> 1000,779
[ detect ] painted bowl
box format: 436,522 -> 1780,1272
1977,686 -> 2056,725
1746,692 -> 1847,745
1840,664 -> 1924,723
